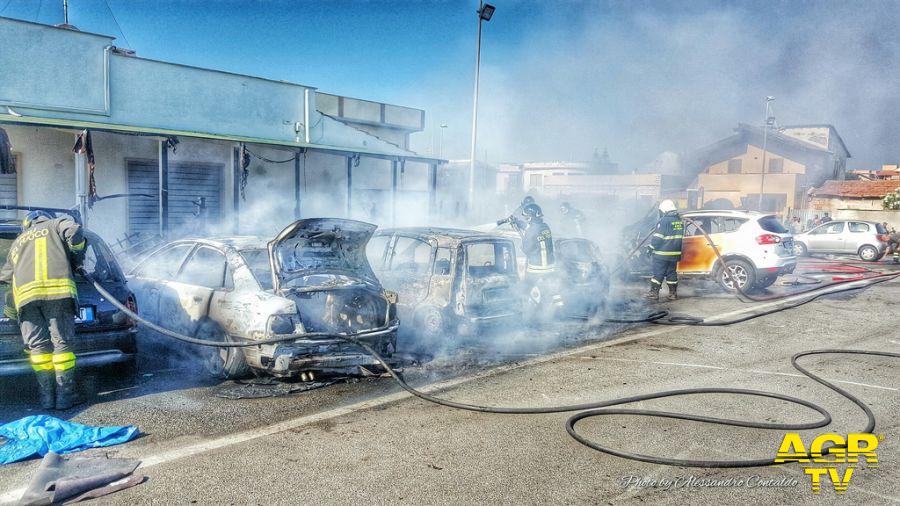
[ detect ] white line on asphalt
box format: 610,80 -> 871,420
582,357 -> 898,391
1,278 -> 892,504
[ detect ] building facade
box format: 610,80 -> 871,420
0,17 -> 441,245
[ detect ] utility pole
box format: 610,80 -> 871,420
757,96 -> 775,212
467,2 -> 495,213
439,124 -> 447,159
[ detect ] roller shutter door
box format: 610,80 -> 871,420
127,161 -> 222,236
0,172 -> 17,220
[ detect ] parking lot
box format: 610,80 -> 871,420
1,258 -> 897,504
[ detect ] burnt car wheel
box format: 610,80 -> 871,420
197,320 -> 250,380
414,306 -> 446,340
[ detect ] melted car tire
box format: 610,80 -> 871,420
197,320 -> 250,380
414,305 -> 446,341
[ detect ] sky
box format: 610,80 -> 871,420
1,0 -> 898,169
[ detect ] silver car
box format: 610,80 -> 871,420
793,220 -> 889,261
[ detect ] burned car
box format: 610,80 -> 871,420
367,228 -> 521,340
0,207 -> 138,377
491,229 -> 610,319
127,219 -> 399,379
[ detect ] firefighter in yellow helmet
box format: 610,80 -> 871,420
0,210 -> 86,409
645,200 -> 683,301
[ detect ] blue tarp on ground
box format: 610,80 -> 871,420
0,415 -> 139,465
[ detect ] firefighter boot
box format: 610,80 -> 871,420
34,370 -> 56,410
55,368 -> 77,410
666,284 -> 678,301
644,283 -> 660,301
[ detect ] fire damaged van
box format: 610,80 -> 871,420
367,228 -> 521,340
127,219 -> 399,379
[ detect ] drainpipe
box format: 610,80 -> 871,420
304,89 -> 311,144
74,149 -> 88,228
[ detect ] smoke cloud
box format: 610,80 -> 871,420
408,1 -> 900,170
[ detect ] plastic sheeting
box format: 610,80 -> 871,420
0,416 -> 139,465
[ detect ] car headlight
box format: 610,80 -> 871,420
267,314 -> 302,335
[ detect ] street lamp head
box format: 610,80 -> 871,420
479,3 -> 495,21
440,124 -> 448,128
766,96 -> 775,102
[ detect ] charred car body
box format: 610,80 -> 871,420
0,207 -> 138,376
367,228 -> 521,340
127,219 -> 398,379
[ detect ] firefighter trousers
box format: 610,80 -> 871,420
18,299 -> 76,372
651,257 -> 679,286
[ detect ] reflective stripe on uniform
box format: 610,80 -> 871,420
652,250 -> 682,256
652,233 -> 684,240
650,278 -> 662,285
34,237 -> 47,282
666,280 -> 678,285
30,353 -> 54,372
539,240 -> 548,266
70,239 -> 86,252
52,352 -> 76,371
12,278 -> 77,308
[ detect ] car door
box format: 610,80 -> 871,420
166,246 -> 228,337
127,243 -> 195,323
847,222 -> 871,253
679,216 -> 721,273
380,234 -> 433,309
818,222 -> 846,251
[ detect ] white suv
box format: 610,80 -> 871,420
678,210 -> 797,291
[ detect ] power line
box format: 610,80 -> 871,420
103,0 -> 131,48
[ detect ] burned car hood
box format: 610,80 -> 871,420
268,218 -> 380,291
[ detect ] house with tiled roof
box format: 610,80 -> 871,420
808,179 -> 900,227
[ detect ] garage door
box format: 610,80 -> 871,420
0,172 -> 16,220
127,161 -> 223,236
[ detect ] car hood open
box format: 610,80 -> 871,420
268,218 -> 380,292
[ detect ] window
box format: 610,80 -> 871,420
812,222 -> 845,235
685,217 -> 710,237
727,159 -> 742,174
849,222 -> 870,233
240,249 -> 273,290
134,244 -> 193,279
768,158 -> 784,173
528,173 -> 542,188
365,235 -> 390,270
724,217 -> 747,232
389,236 -> 432,274
466,242 -> 515,278
82,241 -> 117,282
433,247 -> 452,276
876,223 -> 889,234
177,247 -> 226,289
757,216 -> 788,234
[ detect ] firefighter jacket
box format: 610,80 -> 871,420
0,216 -> 85,311
649,211 -> 684,261
522,220 -> 556,272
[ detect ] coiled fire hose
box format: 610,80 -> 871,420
84,268 -> 899,467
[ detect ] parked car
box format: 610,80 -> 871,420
0,207 -> 138,377
631,210 -> 796,291
126,218 -> 399,379
793,220 -> 889,261
492,229 -> 611,318
367,227 -> 521,340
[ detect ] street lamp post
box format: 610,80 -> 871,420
439,124 -> 447,159
757,96 -> 775,211
468,2 -> 495,214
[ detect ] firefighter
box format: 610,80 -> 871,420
887,231 -> 900,264
498,203 -> 561,312
0,210 -> 86,410
645,200 -> 684,301
559,202 -> 585,237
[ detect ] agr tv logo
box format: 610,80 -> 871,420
775,433 -> 881,494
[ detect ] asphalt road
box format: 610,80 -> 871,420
1,258 -> 899,504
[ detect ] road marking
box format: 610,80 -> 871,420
1,279 -> 892,504
582,357 -> 898,391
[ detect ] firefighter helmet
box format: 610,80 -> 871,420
659,200 -> 677,213
522,203 -> 544,221
23,210 -> 52,229
560,202 -> 572,214
522,195 -> 535,206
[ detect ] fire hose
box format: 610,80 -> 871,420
84,268 -> 899,467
